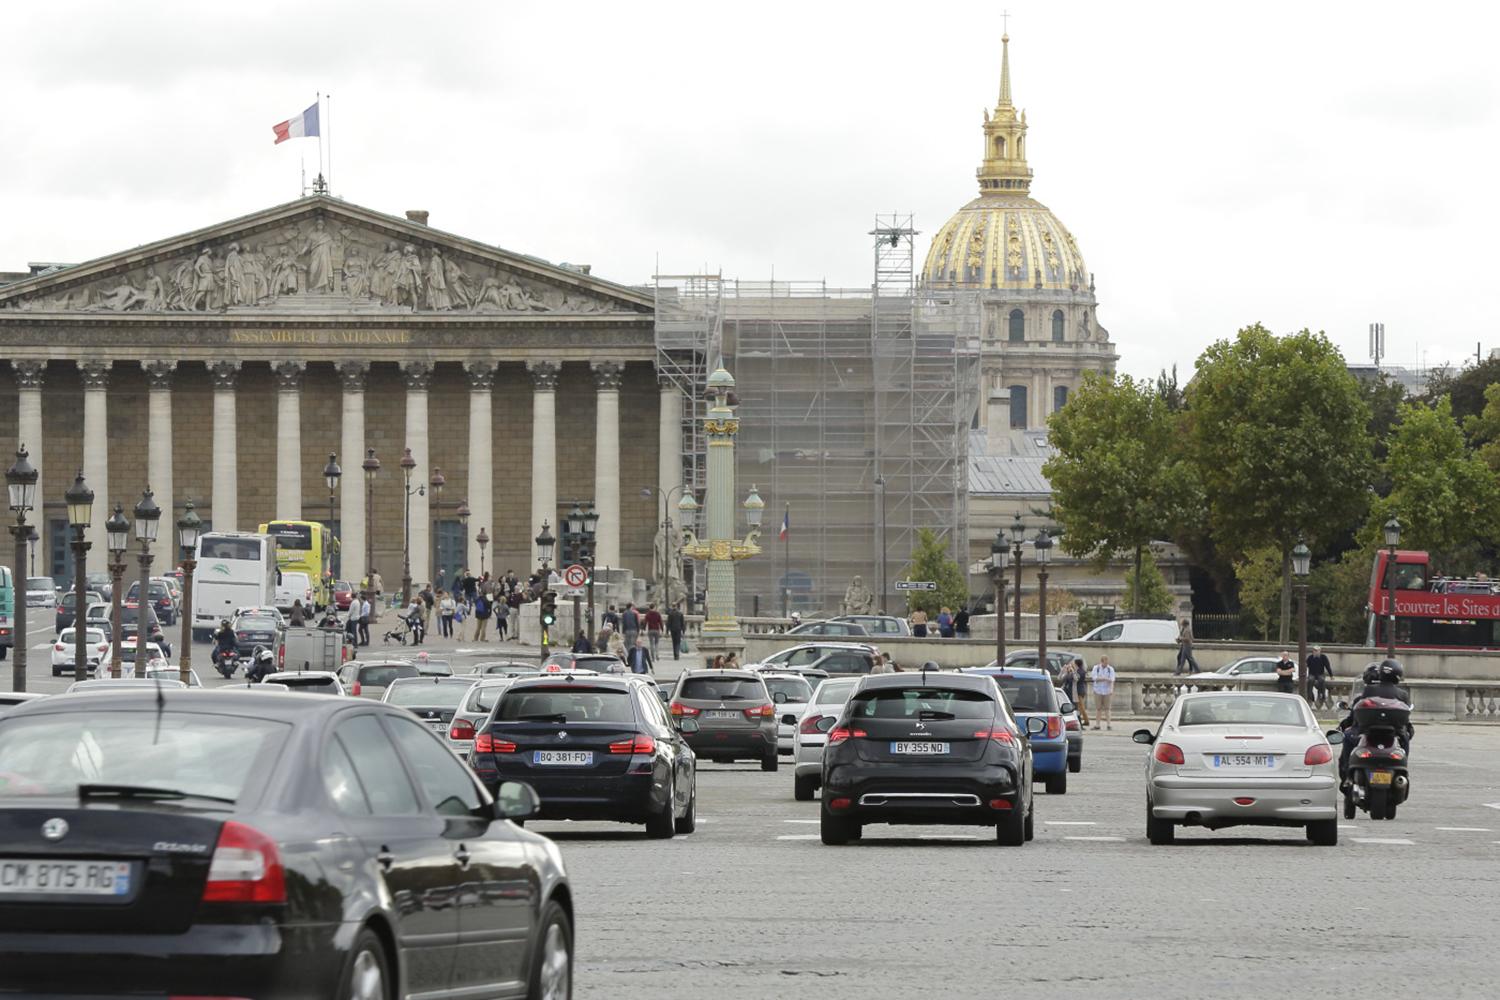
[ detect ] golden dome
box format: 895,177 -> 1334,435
922,35 -> 1091,293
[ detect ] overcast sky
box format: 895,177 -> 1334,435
3,0 -> 1496,380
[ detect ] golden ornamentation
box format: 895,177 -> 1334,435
703,417 -> 740,436
710,539 -> 732,561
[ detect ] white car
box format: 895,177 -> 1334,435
144,666 -> 204,688
274,571 -> 315,615
447,677 -> 520,757
260,670 -> 346,695
83,602 -> 112,631
100,641 -> 168,676
66,677 -> 188,693
748,641 -> 878,672
1183,656 -> 1297,688
1133,690 -> 1340,846
1078,618 -> 1179,644
25,576 -> 56,608
792,676 -> 861,801
762,672 -> 814,755
51,627 -> 109,676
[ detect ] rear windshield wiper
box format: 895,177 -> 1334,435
513,714 -> 569,724
78,783 -> 236,804
917,709 -> 956,720
716,693 -> 748,700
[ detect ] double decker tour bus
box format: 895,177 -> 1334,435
258,520 -> 336,610
1367,549 -> 1500,650
192,531 -> 278,639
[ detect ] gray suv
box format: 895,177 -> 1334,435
670,670 -> 779,771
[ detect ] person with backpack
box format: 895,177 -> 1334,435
472,591 -> 492,641
495,598 -> 510,641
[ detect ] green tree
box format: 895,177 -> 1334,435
1232,546 -> 1283,640
1043,372 -> 1199,615
1462,382 -> 1500,471
1123,549 -> 1175,616
1186,325 -> 1374,641
1423,355 -> 1500,424
903,528 -> 968,617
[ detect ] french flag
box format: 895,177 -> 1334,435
779,508 -> 789,541
272,101 -> 320,145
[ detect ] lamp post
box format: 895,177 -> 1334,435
361,448 -> 379,591
105,503 -> 129,678
1382,517 -> 1401,658
132,489 -> 160,679
1010,513 -> 1025,642
1292,538 -> 1312,701
678,492 -> 700,616
6,447 -> 38,693
1035,529 -> 1052,668
875,474 -> 888,615
580,502 -> 599,633
64,471 -> 94,683
535,520 -> 555,577
323,453 -> 341,590
177,500 -> 202,686
398,448 -> 423,609
476,527 -> 489,578
429,467 -> 445,585
987,529 -> 1008,666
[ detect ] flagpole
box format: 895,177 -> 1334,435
326,93 -> 333,192
316,91 -> 324,184
782,502 -> 790,618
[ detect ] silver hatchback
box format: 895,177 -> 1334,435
670,670 -> 779,770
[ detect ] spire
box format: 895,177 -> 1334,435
998,33 -> 1012,106
976,30 -> 1032,196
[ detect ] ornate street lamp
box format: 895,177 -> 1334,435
64,471 -> 94,683
1009,513 -> 1026,642
988,529 -> 1009,666
132,489 -> 161,678
398,448 -> 422,609
429,467 -> 445,585
1382,516 -> 1402,658
535,520 -> 555,575
177,500 -> 202,686
6,448 -> 38,692
581,501 -> 600,631
105,503 -> 129,678
1034,529 -> 1053,668
323,453 -> 341,589
362,447 -> 379,592
455,498 -> 470,580
1292,537 -> 1312,701
476,526 -> 490,577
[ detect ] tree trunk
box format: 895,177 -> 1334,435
1278,542 -> 1292,644
1133,544 -> 1144,616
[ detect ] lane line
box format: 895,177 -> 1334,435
1064,835 -> 1126,842
1352,837 -> 1414,845
917,834 -> 978,840
1484,803 -> 1500,811
1045,821 -> 1097,826
1338,825 -> 1358,830
1435,826 -> 1492,832
782,819 -> 819,824
776,834 -> 819,841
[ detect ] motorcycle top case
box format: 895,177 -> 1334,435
1353,697 -> 1411,730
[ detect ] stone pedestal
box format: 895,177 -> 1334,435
693,631 -> 748,668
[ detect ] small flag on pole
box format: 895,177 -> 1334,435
272,101 -> 320,144
779,508 -> 790,541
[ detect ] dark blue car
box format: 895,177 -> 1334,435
965,666 -> 1070,794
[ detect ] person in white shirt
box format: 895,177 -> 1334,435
1090,655 -> 1117,730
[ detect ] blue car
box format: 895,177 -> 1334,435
964,666 -> 1070,794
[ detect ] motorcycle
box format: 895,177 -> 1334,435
213,648 -> 241,679
1340,697 -> 1412,821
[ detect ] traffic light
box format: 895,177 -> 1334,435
540,590 -> 557,627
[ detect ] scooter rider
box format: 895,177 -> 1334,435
246,647 -> 276,684
1338,658 -> 1413,786
211,619 -> 237,668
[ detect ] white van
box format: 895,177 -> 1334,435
1078,618 -> 1179,644
274,571 -> 315,615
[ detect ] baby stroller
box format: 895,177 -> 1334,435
383,612 -> 425,646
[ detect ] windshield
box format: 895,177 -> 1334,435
991,677 -> 1056,713
849,687 -> 997,720
27,578 -> 53,591
466,682 -> 514,712
813,680 -> 858,706
266,523 -> 313,550
385,681 -> 470,708
200,537 -> 262,560
497,688 -> 636,724
236,615 -> 278,629
678,676 -> 768,701
113,644 -> 163,662
0,711 -> 286,801
1180,696 -> 1308,727
265,676 -> 339,693
764,677 -> 812,703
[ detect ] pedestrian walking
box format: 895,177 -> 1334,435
474,592 -> 493,641
1063,656 -> 1090,725
722,651 -> 740,671
358,594 -> 372,647
937,606 -> 955,638
910,608 -> 929,638
572,630 -> 593,653
1090,655 -> 1116,730
602,605 -> 620,631
1306,645 -> 1333,703
370,569 -> 384,611
954,607 -> 971,638
438,590 -> 456,638
644,603 -> 664,658
1175,618 -> 1199,674
288,599 -> 306,626
621,603 -> 641,649
1273,650 -> 1297,693
419,585 -> 434,635
626,637 -> 653,674
667,603 -> 686,660
495,600 -> 509,641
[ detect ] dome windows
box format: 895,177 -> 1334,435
1008,308 -> 1025,342
1051,309 -> 1065,342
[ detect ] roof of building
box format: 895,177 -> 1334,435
969,451 -> 1052,497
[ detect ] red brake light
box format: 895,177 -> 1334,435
350,682 -> 361,697
974,728 -> 1016,743
828,726 -> 866,745
1303,743 -> 1334,766
202,821 -> 285,904
669,702 -> 700,717
475,732 -> 516,754
1064,718 -> 1080,732
1046,715 -> 1062,739
609,735 -> 656,754
1154,742 -> 1186,765
450,720 -> 476,741
799,714 -> 826,734
54,644 -> 65,652
742,704 -> 774,719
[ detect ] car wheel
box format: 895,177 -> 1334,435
1342,791 -> 1356,820
1044,771 -> 1067,795
820,805 -> 857,845
645,778 -> 676,839
794,773 -> 816,801
1307,819 -> 1338,846
526,899 -> 573,1000
1365,787 -> 1388,821
761,751 -> 779,773
338,927 -> 391,1000
1067,755 -> 1081,774
996,802 -> 1026,846
675,784 -> 697,834
1146,807 -> 1175,845
1024,798 -> 1035,842
1382,798 -> 1398,821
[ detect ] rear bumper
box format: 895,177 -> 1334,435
1031,744 -> 1068,775
1150,774 -> 1338,826
478,768 -> 663,822
685,727 -> 774,760
824,764 -> 1021,826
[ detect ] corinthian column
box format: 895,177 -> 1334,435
402,362 -> 432,591
338,362 -> 369,588
465,362 -> 497,575
14,361 -> 45,562
144,361 -> 176,529
526,361 -> 560,569
79,361 -> 112,556
209,361 -> 241,531
592,362 -> 624,569
657,372 -> 683,521
274,361 -> 306,520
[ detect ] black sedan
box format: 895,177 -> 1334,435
0,689 -> 574,999
472,675 -> 698,838
820,672 -> 1041,846
231,609 -> 284,653
381,675 -> 479,736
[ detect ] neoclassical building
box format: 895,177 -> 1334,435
0,196 -> 686,590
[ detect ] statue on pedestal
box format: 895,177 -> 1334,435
841,575 -> 875,615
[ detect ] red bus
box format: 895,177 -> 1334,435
1367,550 -> 1500,650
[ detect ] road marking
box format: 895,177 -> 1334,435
1435,827 -> 1492,832
1352,837 -> 1414,845
1338,825 -> 1358,830
782,819 -> 819,824
776,834 -> 819,841
1064,836 -> 1126,842
1484,803 -> 1500,811
917,834 -> 978,840
1045,821 -> 1097,826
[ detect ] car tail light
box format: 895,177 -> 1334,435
237,632 -> 248,640
350,682 -> 361,697
669,702 -> 700,717
475,732 -> 516,754
742,704 -> 775,719
609,735 -> 656,754
1154,742 -> 1186,765
799,714 -> 826,734
973,728 -> 1016,744
202,821 -> 285,904
1046,715 -> 1062,739
1356,748 -> 1373,758
989,798 -> 1013,810
1304,744 -> 1334,766
277,646 -> 285,670
1064,718 -> 1080,732
450,720 -> 476,741
827,797 -> 852,810
827,726 -> 866,745
54,643 -> 65,652
1233,797 -> 1256,806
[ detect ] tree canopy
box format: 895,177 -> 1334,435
903,528 -> 968,616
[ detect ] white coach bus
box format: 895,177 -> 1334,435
192,531 -> 278,640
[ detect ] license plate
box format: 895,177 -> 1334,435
891,742 -> 950,755
705,711 -> 740,719
428,722 -> 448,734
533,751 -> 593,766
1369,771 -> 1394,785
0,860 -> 132,897
1213,755 -> 1273,768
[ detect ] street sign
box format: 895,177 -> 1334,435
894,580 -> 937,592
563,564 -> 588,588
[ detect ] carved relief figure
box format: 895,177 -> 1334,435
141,268 -> 167,311
300,219 -> 335,292
444,255 -> 475,309
190,247 -> 215,310
394,244 -> 423,307
223,243 -> 251,306
92,280 -> 146,311
269,246 -> 301,297
371,241 -> 398,304
424,249 -> 451,310
343,249 -> 370,299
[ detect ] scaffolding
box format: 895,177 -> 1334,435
653,273 -> 723,499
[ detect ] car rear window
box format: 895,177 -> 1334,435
992,677 -> 1057,713
466,681 -> 514,712
678,676 -> 768,701
1180,696 -> 1307,727
765,676 -> 812,703
814,680 -> 858,705
849,687 -> 996,720
497,688 -> 636,724
386,682 -> 470,708
357,664 -> 419,687
0,711 -> 287,802
265,677 -> 340,694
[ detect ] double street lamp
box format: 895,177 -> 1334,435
105,504 -> 129,678
987,530 -> 1009,665
1383,516 -> 1402,659
323,453 -> 341,586
429,467 -> 445,585
64,472 -> 95,683
1293,538 -> 1312,701
177,500 -> 202,686
398,448 -> 424,609
362,448 -> 380,589
1035,529 -> 1053,668
132,489 -> 160,678
476,527 -> 490,577
6,447 -> 38,693
1009,513 -> 1026,641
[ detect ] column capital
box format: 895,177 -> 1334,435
464,361 -> 498,391
592,360 -> 625,391
526,361 -> 561,391
337,361 -> 370,391
78,360 -> 112,390
13,360 -> 45,390
208,360 -> 242,390
401,361 -> 433,391
143,360 -> 177,391
273,360 -> 307,392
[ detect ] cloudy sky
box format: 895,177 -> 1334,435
3,0 -> 1495,379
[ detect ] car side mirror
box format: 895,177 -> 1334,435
1336,701 -> 1350,711
1227,667 -> 1240,676
494,781 -> 540,821
1024,716 -> 1047,736
772,691 -> 788,704
1059,701 -> 1074,714
1131,729 -> 1155,745
677,717 -> 701,734
1325,730 -> 1344,745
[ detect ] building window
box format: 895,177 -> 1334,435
1054,385 -> 1069,412
1009,385 -> 1028,429
1051,309 -> 1065,342
1008,309 -> 1025,342
994,136 -> 1007,158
